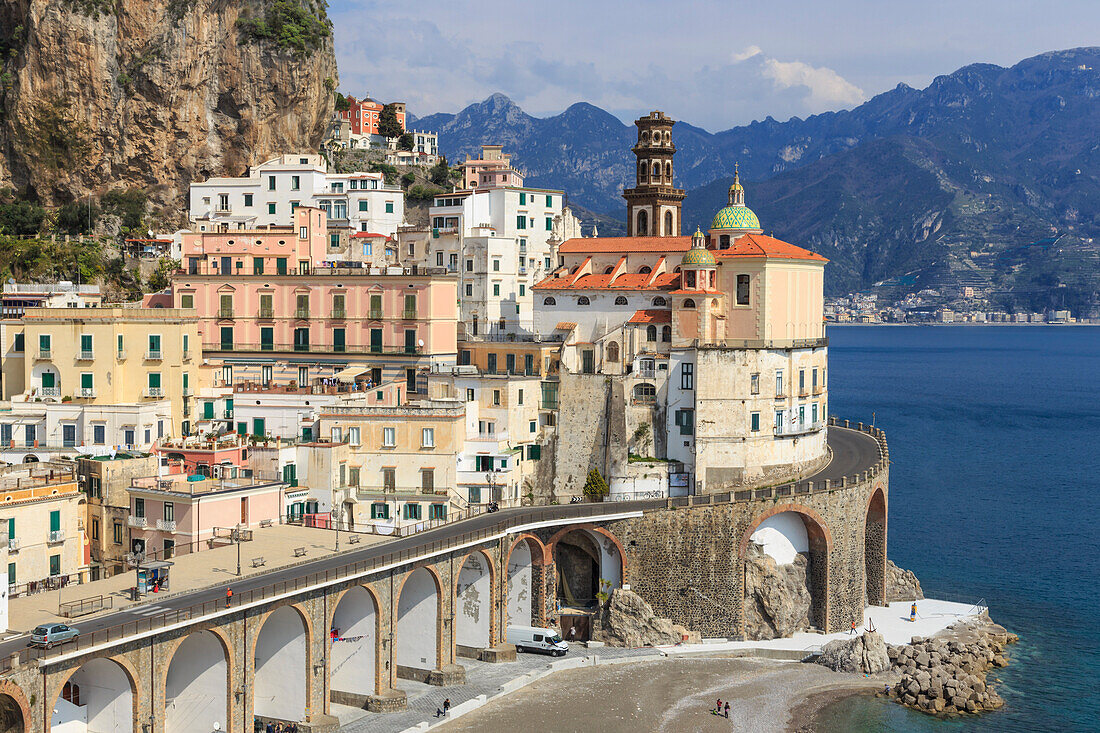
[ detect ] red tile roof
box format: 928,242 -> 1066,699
715,234 -> 827,262
626,309 -> 672,324
559,236 -> 693,254
351,232 -> 389,239
534,272 -> 680,291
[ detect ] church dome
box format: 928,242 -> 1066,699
681,246 -> 716,267
711,205 -> 760,231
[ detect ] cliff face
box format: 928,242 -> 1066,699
0,0 -> 337,209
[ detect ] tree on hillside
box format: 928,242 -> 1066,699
582,468 -> 609,500
378,103 -> 403,139
397,132 -> 414,151
429,156 -> 451,187
334,92 -> 350,112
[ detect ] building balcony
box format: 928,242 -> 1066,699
116,349 -> 127,361
223,410 -> 233,419
47,530 -> 65,544
774,420 -> 824,437
330,309 -> 346,320
79,387 -> 96,398
41,386 -> 60,398
258,308 -> 275,319
128,516 -> 147,528
202,342 -> 422,356
182,350 -> 192,362
145,350 -> 162,361
295,309 -> 311,319
218,308 -> 234,319
369,309 -> 384,320
36,349 -> 51,360
156,519 -> 177,532
6,537 -> 19,552
219,342 -> 234,351
635,369 -> 656,379
146,387 -> 165,398
813,385 -> 825,395
78,350 -> 94,361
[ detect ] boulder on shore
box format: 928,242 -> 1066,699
885,560 -> 925,602
817,631 -> 890,674
594,589 -> 686,647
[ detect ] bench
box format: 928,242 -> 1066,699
293,547 -> 307,558
251,557 -> 266,568
259,519 -> 274,528
348,534 -> 361,545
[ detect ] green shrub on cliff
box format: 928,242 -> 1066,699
583,468 -> 610,499
237,0 -> 332,56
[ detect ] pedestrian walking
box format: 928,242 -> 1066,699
443,698 -> 451,715
568,624 -> 577,641
724,701 -> 730,718
716,698 -> 722,713
910,602 -> 918,622
225,587 -> 233,608
850,620 -> 857,635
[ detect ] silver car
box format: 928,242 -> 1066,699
30,623 -> 79,649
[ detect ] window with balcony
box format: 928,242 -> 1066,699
403,294 -> 417,320
296,294 -> 310,319
147,372 -> 162,397
79,334 -> 93,360
258,293 -> 273,319
38,334 -> 51,359
147,334 -> 162,360
164,503 -> 174,522
80,372 -> 94,398
134,498 -> 145,518
219,294 -> 233,319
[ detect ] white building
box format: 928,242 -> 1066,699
189,154 -> 406,238
412,188 -> 581,338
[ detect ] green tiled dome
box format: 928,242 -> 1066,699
711,204 -> 760,231
681,247 -> 716,267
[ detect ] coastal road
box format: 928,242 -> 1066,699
1,425 -> 881,664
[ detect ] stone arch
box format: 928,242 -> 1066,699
50,655 -> 138,733
865,486 -> 887,606
739,505 -> 832,635
506,535 -> 549,627
163,628 -> 232,733
252,603 -> 312,723
548,525 -> 626,608
329,584 -> 382,699
0,681 -> 31,733
396,565 -> 443,671
454,549 -> 496,651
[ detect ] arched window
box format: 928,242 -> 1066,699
637,209 -> 648,236
683,298 -> 696,309
665,162 -> 671,179
638,162 -> 647,181
673,266 -> 681,273
646,325 -> 657,341
640,130 -> 649,143
606,341 -> 619,362
614,296 -> 628,305
633,383 -> 657,404
652,296 -> 667,306
604,266 -> 614,274
664,131 -> 671,144
543,296 -> 556,306
577,296 -> 590,306
736,274 -> 750,305
639,265 -> 652,274
652,162 -> 660,177
664,210 -> 673,235
661,325 -> 671,342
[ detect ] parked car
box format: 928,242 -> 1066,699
30,623 -> 79,649
507,625 -> 568,656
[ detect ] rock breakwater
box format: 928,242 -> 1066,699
888,615 -> 1017,716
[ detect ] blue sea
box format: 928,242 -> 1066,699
815,326 -> 1100,732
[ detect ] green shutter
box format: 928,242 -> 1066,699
81,373 -> 93,389
50,510 -> 60,532
546,195 -> 553,207
237,421 -> 247,435
80,334 -> 92,352
7,518 -> 13,540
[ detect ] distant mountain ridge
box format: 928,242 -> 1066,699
416,48 -> 1100,306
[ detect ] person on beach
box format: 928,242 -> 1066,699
716,698 -> 722,713
910,602 -> 918,622
723,701 -> 730,718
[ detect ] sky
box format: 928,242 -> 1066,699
329,0 -> 1100,131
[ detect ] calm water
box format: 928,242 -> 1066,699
816,326 -> 1100,733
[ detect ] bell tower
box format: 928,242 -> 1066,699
623,111 -> 685,237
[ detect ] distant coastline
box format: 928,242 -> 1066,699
827,321 -> 1100,327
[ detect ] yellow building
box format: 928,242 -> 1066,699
0,308 -> 211,456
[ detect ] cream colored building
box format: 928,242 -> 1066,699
1,308 -> 210,456
0,461 -> 88,591
77,452 -> 161,579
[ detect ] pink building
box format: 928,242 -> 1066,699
459,145 -> 525,190
127,470 -> 284,559
181,206 -> 327,277
154,435 -> 248,475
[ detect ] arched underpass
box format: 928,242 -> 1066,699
165,631 -> 229,733
506,538 -> 540,627
0,694 -> 23,733
50,658 -> 133,733
397,568 -> 440,673
455,552 -> 492,653
330,586 -> 378,699
254,606 -> 308,723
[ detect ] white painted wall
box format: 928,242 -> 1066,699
52,658 -> 132,733
455,554 -> 490,649
750,511 -> 809,566
506,542 -> 533,627
165,631 -> 228,733
396,568 -> 438,670
254,607 -> 307,722
331,586 -> 377,695
592,531 -> 623,590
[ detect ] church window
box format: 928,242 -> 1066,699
652,162 -> 660,177
652,296 -> 667,306
637,210 -> 648,236
665,162 -> 671,179
614,296 -> 628,305
606,342 -> 619,362
638,162 -> 647,181
661,325 -> 671,342
639,265 -> 652,274
664,210 -> 674,235
646,325 -> 657,342
543,297 -> 556,306
683,298 -> 696,309
737,275 -> 750,305
577,296 -> 590,306
604,266 -> 614,274
640,130 -> 649,143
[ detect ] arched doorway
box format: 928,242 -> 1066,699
51,658 -> 134,732
254,606 -> 308,722
0,692 -> 23,733
865,488 -> 887,606
397,568 -> 439,671
330,586 -> 378,698
506,538 -> 542,627
22,455 -> 38,463
455,553 -> 492,652
553,528 -> 623,609
165,630 -> 229,733
743,510 -> 830,638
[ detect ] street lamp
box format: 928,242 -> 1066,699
231,528 -> 241,576
331,506 -> 342,552
484,472 -> 497,510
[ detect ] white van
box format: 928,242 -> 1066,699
507,625 -> 569,656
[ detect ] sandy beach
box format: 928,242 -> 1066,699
436,655 -> 880,733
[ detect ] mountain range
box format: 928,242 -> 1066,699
415,48 -> 1100,306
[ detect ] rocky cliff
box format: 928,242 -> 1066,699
0,0 -> 337,210
743,542 -> 813,640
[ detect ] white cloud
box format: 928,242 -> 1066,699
731,46 -> 763,63
762,58 -> 867,109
